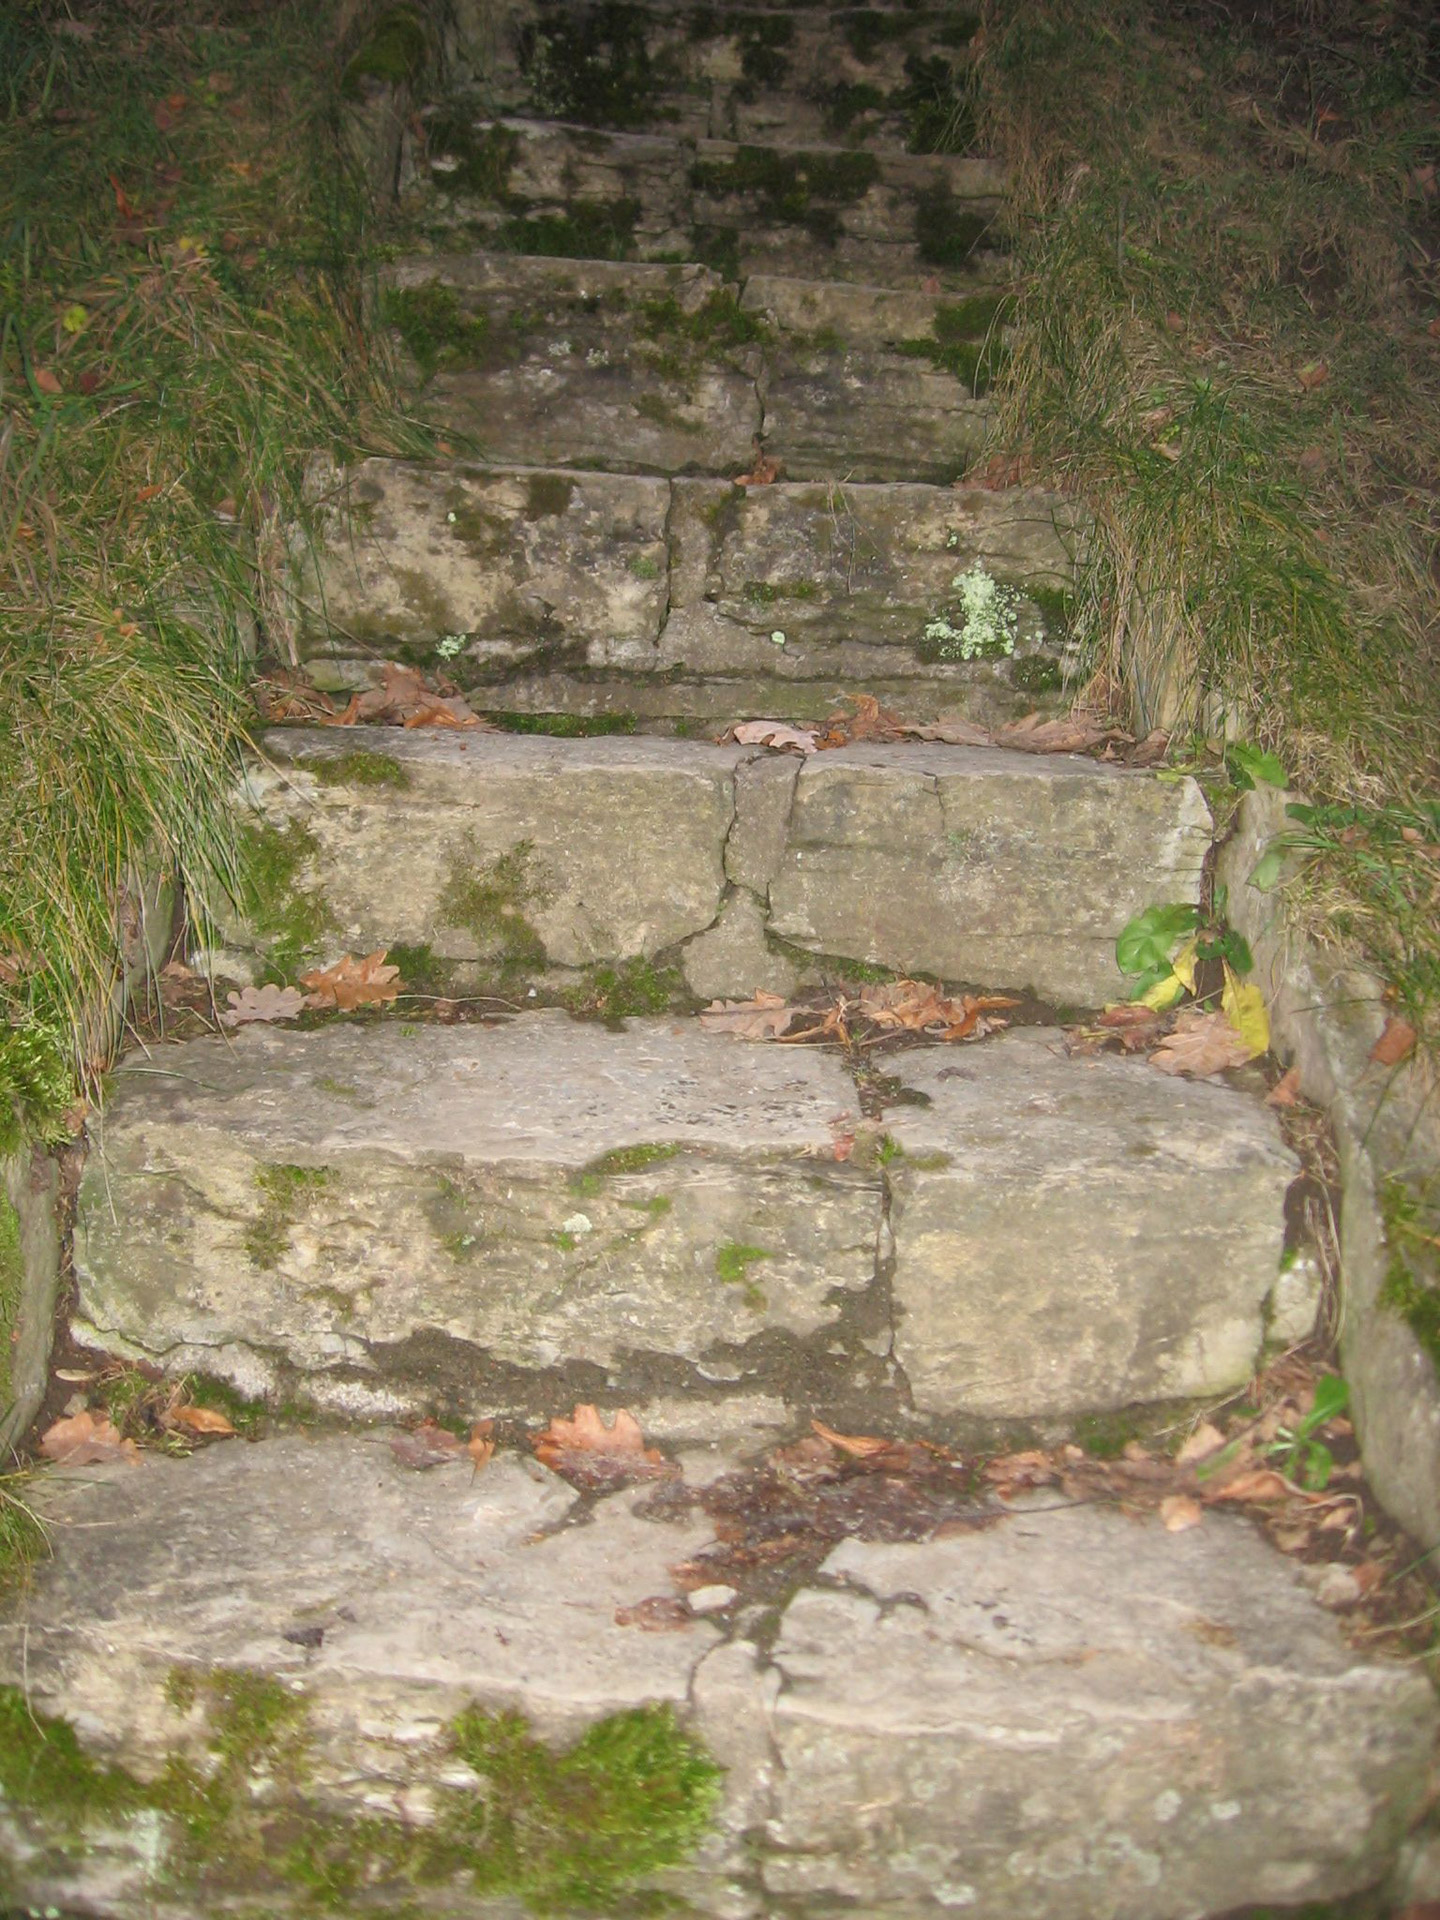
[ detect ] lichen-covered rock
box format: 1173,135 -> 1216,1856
885,1029 -> 1299,1418
0,1439 -> 1431,1919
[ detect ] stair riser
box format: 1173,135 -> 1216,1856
295,461 -> 1075,702
230,732 -> 1210,1007
73,1022 -> 1296,1436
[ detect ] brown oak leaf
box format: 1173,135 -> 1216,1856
300,950 -> 402,1011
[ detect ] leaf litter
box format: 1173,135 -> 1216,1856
719,694 -> 1171,767
701,979 -> 1019,1051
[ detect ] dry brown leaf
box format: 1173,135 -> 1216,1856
391,1420 -> 467,1469
1297,358 -> 1330,390
811,1418 -> 893,1459
166,1403 -> 236,1437
1175,1421 -> 1227,1466
1370,1016 -> 1417,1067
615,1595 -> 693,1631
467,1418 -> 496,1471
1266,1064 -> 1303,1107
994,715 -> 1115,755
733,438 -> 781,487
1202,1466 -> 1292,1505
824,694 -> 907,744
729,720 -> 820,754
902,717 -> 994,746
1149,1007 -> 1254,1077
1159,1494 -> 1204,1532
300,950 -> 402,1012
325,663 -> 490,730
698,991 -> 796,1040
40,1410 -> 142,1467
33,368 -> 63,395
534,1404 -> 675,1490
252,670 -> 336,724
222,983 -> 305,1027
983,1449 -> 1056,1496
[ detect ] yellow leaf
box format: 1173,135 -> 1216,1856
1222,963 -> 1269,1059
1170,935 -> 1199,994
61,303 -> 88,334
1137,969 -> 1187,1011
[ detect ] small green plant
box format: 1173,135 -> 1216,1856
923,565 -> 1023,660
1263,1374 -> 1349,1491
1115,899 -> 1254,1010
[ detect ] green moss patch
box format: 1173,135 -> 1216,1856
307,748 -> 411,791
518,3 -> 660,130
523,472 -> 575,519
716,1240 -> 771,1309
380,280 -> 491,382
244,1164 -> 333,1272
583,1143 -> 682,1178
341,8 -> 429,99
914,183 -> 996,268
440,842 -> 549,981
237,816 -> 334,979
690,147 -> 880,241
495,198 -> 640,261
486,709 -> 638,738
424,116 -> 520,201
566,956 -> 683,1024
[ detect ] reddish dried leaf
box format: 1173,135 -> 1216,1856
300,949 -> 402,1012
811,1418 -> 893,1459
1370,1016 -> 1417,1066
615,1595 -> 693,1631
467,1418 -> 496,1471
391,1420 -> 466,1469
733,438 -> 781,487
1174,1421 -> 1228,1466
1202,1466 -> 1292,1505
1297,358 -> 1330,390
534,1404 -> 674,1490
40,1410 -> 142,1467
1160,1494 -> 1204,1532
698,991 -> 796,1039
1266,1064 -> 1303,1107
729,719 -> 820,754
33,368 -> 63,394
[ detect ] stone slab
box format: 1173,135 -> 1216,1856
294,459 -> 670,670
1,1437 -> 1432,1919
236,728 -> 737,969
742,270 -> 1008,347
768,743 -> 1213,1004
74,1016 -> 876,1415
885,1029 -> 1299,1418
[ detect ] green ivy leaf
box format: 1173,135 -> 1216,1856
1115,903 -> 1201,976
1225,742 -> 1289,790
1247,845 -> 1286,891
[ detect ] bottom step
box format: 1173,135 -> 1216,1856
1,1435 -> 1431,1919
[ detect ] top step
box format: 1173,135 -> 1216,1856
472,1 -> 980,150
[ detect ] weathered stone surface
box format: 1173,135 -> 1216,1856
764,348 -> 988,480
74,1016 -> 875,1415
1218,785 -> 1440,1555
885,1030 -> 1298,1418
742,271 -> 1005,347
725,750 -> 801,894
237,729 -> 737,969
2,1438 -> 1431,1919
294,459 -> 670,669
768,744 -> 1213,1003
680,889 -> 798,1002
0,1145 -> 62,1455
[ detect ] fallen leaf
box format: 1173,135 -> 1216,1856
1159,1494 -> 1204,1532
390,1420 -> 467,1469
729,719 -> 820,754
33,368 -> 63,394
1266,1064 -> 1302,1107
1175,1421 -> 1227,1466
467,1418 -> 496,1471
1370,1016 -> 1417,1066
733,437 -> 781,486
1297,358 -> 1330,390
699,991 -> 797,1039
324,663 -> 490,730
1201,1466 -> 1292,1504
982,1449 -> 1056,1496
1150,1007 -> 1254,1077
108,172 -> 140,218
811,1418 -> 893,1459
300,950 -> 402,1012
993,715 -> 1115,755
40,1410 -> 142,1467
615,1595 -> 693,1630
534,1404 -> 675,1490
166,1403 -> 236,1436
221,983 -> 305,1027
1221,962 -> 1269,1059
252,670 -> 337,724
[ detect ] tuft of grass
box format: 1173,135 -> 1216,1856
0,0 -> 425,1141
973,0 -> 1440,1042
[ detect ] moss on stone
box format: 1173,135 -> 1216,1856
1010,655 -> 1064,694
486,709 -> 638,738
567,956 -> 683,1023
914,182 -> 996,269
245,1164 -> 333,1272
583,1143 -> 682,1177
425,115 -> 520,201
716,1240 -> 771,1309
518,3 -> 659,130
691,146 -> 879,238
380,280 -> 491,382
237,816 -> 334,979
1381,1176 -> 1440,1374
341,8 -> 428,99
843,8 -> 915,63
0,1682 -> 722,1913
743,579 -> 819,606
523,472 -> 575,519
308,748 -> 412,791
691,223 -> 742,282
495,199 -> 640,262
440,842 -> 549,981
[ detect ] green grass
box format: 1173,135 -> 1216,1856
0,0 -> 425,1142
973,0 -> 1440,1041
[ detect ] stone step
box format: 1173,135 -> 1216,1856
293,459 -> 1076,708
382,254 -> 1002,481
5,1434 -> 1430,1920
227,729 -> 1209,1006
413,116 -> 1005,288
76,1018 -> 1293,1432
474,1 -> 975,150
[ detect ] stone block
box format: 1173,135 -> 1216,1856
767,743 -> 1212,1003
885,1029 -> 1298,1418
74,1016 -> 875,1413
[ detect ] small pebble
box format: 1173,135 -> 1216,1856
686,1584 -> 738,1614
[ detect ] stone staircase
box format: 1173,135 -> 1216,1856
2,6 -> 1435,1917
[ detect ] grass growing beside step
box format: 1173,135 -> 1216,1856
973,0 -> 1440,1044
0,0 -> 424,1142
